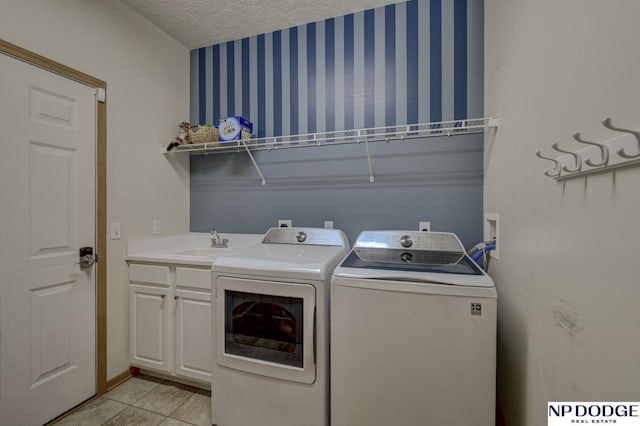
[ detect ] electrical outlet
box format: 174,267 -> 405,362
153,219 -> 161,235
278,219 -> 292,228
110,222 -> 121,240
419,221 -> 431,232
324,220 -> 334,229
484,213 -> 499,259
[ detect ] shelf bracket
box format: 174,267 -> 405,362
362,130 -> 375,183
241,140 -> 266,186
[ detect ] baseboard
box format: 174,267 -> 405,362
106,367 -> 139,391
109,366 -> 211,391
138,368 -> 211,391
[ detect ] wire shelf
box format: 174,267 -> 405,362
163,116 -> 499,185
164,117 -> 499,155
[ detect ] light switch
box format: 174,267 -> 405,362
110,222 -> 120,240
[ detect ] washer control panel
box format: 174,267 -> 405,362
352,231 -> 465,265
262,227 -> 346,246
354,230 -> 464,253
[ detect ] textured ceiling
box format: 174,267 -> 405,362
120,0 -> 406,49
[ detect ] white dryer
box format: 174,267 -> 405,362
212,227 -> 349,426
331,230 -> 497,426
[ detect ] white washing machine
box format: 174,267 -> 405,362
331,230 -> 497,426
212,227 -> 349,426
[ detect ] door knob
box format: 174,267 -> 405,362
76,247 -> 97,269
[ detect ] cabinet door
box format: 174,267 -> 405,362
130,284 -> 170,372
174,289 -> 211,382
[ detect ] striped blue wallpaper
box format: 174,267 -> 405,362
190,0 -> 483,137
188,0 -> 484,248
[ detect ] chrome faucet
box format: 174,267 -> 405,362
210,229 -> 228,248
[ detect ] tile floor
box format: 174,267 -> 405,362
53,375 -> 211,426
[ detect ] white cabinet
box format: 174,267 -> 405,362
129,263 -> 212,384
174,266 -> 212,383
175,289 -> 211,381
130,284 -> 170,371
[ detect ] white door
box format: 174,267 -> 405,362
0,53 -> 97,425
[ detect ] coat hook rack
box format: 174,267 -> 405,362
535,150 -> 561,177
535,117 -> 640,180
601,117 -> 640,159
572,132 -> 609,167
551,142 -> 582,172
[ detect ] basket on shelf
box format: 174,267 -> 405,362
187,125 -> 219,144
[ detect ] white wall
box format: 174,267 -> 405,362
0,0 -> 190,380
485,1 -> 640,424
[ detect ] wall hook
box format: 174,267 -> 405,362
535,150 -> 561,177
551,142 -> 582,172
601,117 -> 640,159
572,132 -> 609,167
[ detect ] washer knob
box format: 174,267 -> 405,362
296,231 -> 307,243
400,252 -> 413,263
400,235 -> 413,248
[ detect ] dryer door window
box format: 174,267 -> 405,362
225,291 -> 303,368
215,276 -> 316,384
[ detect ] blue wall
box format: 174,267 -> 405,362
189,0 -> 485,248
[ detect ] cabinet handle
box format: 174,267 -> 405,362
174,295 -> 179,300
160,294 -> 166,299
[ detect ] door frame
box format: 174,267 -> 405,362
0,39 -> 108,396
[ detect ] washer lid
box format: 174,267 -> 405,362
340,249 -> 483,276
333,257 -> 494,287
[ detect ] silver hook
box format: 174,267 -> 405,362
551,143 -> 582,173
601,117 -> 640,159
535,150 -> 561,177
572,132 -> 609,167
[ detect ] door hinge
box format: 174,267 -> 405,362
96,87 -> 106,103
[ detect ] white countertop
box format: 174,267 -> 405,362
125,232 -> 264,266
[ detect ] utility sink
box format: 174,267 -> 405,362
170,247 -> 229,257
126,233 -> 264,265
